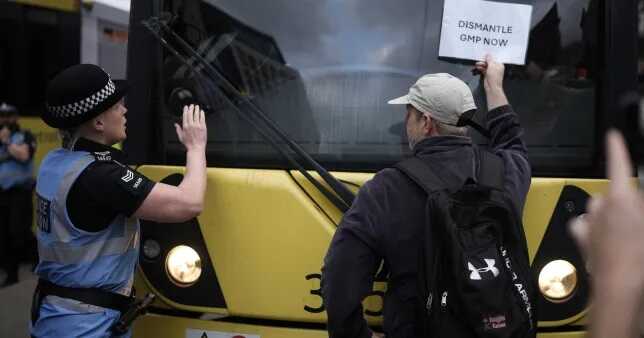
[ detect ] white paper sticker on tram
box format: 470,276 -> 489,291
439,0 -> 533,65
186,329 -> 260,338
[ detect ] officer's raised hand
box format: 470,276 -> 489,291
133,103 -> 208,222
174,104 -> 207,151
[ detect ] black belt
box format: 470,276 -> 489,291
32,279 -> 154,335
36,279 -> 134,313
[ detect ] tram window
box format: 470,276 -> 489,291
161,0 -> 598,175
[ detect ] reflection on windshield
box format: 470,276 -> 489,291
145,11 -> 358,210
162,0 -> 598,173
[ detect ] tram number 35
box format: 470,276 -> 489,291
303,273 -> 384,316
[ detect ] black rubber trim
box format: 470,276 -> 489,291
146,306 -> 583,334
537,325 -> 585,333
147,307 -> 382,332
147,306 -> 203,319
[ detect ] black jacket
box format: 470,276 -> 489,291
321,105 -> 530,338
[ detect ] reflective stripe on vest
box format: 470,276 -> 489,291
35,148 -> 140,296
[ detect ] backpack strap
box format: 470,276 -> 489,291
474,147 -> 505,190
395,148 -> 505,193
394,157 -> 448,194
394,156 -> 445,332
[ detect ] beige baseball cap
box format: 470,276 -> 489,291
388,73 -> 476,126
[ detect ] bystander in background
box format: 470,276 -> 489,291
0,102 -> 37,287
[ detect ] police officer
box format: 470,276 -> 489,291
31,64 -> 208,337
0,102 -> 37,287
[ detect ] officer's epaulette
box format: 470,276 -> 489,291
91,150 -> 113,162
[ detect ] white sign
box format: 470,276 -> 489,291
186,329 -> 261,338
439,0 -> 533,65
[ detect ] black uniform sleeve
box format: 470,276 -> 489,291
321,176 -> 386,338
486,104 -> 531,213
67,161 -> 155,232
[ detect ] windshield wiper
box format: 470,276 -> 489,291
143,15 -> 355,213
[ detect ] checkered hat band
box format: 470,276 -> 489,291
47,79 -> 116,118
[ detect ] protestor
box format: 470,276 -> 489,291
569,130 -> 644,338
0,102 -> 37,287
30,64 -> 208,338
321,55 -> 534,338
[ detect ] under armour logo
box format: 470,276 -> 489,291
94,151 -> 111,161
121,170 -> 134,182
468,259 -> 500,280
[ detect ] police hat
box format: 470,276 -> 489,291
0,102 -> 18,118
44,64 -> 129,129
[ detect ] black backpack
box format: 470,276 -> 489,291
394,148 -> 537,338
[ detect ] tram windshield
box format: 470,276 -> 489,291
154,0 -> 598,176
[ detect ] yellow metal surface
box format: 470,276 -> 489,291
137,166 -> 342,323
570,313 -> 588,327
135,164 -> 608,335
539,309 -> 588,328
290,171 -> 372,225
12,0 -> 79,12
522,179 -> 566,262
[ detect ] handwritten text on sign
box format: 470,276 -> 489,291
439,0 -> 533,65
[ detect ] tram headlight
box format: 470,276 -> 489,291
165,245 -> 202,287
538,259 -> 578,303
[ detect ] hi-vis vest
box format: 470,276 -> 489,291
0,131 -> 34,190
34,148 -> 140,296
